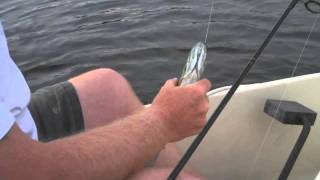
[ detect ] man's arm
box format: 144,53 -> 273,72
45,108 -> 170,180
0,109 -> 168,180
0,79 -> 211,180
0,125 -> 48,179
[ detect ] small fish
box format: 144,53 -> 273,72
179,42 -> 207,86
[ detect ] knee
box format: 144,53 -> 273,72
91,68 -> 125,81
89,68 -> 129,86
69,68 -> 130,91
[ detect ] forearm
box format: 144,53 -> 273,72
44,108 -> 168,180
0,78 -> 210,180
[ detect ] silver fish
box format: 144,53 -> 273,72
179,42 -> 207,86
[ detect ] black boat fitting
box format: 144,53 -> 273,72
302,0 -> 320,14
264,99 -> 317,180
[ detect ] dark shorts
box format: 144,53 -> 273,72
29,81 -> 159,165
28,81 -> 85,142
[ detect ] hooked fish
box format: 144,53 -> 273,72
179,42 -> 207,86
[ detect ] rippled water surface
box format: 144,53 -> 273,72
1,0 -> 320,103
1,0 -> 320,179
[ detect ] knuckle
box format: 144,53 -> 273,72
204,78 -> 212,87
200,112 -> 207,120
195,88 -> 204,95
203,102 -> 210,112
165,79 -> 172,84
196,80 -> 211,93
190,87 -> 203,98
203,79 -> 212,88
195,118 -> 206,129
196,100 -> 209,114
186,87 -> 196,96
162,83 -> 172,91
201,119 -> 207,127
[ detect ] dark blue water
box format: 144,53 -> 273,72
1,0 -> 319,103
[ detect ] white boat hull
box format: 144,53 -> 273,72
177,73 -> 320,180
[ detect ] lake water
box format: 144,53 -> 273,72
1,0 -> 320,179
1,0 -> 319,103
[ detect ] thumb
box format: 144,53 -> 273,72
194,79 -> 212,93
164,78 -> 178,88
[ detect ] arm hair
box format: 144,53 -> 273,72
0,108 -> 169,180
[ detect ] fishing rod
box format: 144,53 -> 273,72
167,0 -> 310,179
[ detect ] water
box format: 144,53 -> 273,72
1,0 -> 319,103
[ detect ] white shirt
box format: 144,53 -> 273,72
0,23 -> 38,140
316,172 -> 320,180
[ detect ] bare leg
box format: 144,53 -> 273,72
69,68 -> 143,129
128,168 -> 203,180
155,143 -> 199,174
155,143 -> 182,167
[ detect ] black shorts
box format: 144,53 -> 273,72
29,81 -> 159,165
28,81 -> 85,142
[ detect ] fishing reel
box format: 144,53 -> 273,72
302,0 -> 320,13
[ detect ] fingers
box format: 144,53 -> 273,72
193,79 -> 212,93
164,78 -> 178,88
162,78 -> 211,96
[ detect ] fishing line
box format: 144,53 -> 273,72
204,0 -> 215,44
168,0 -> 301,179
245,13 -> 320,180
178,0 -> 215,87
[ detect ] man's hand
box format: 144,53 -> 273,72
151,78 -> 212,142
